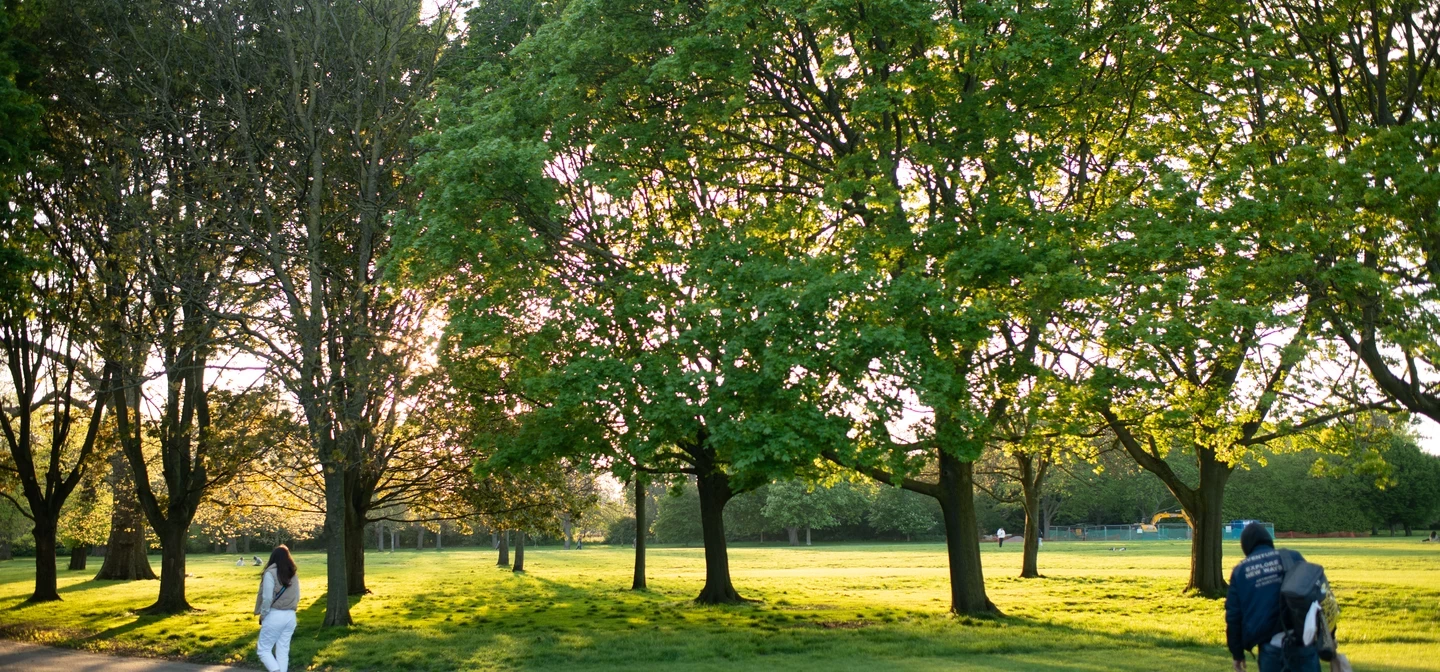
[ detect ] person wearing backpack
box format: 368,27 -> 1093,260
1225,524 -> 1320,672
254,545 -> 301,672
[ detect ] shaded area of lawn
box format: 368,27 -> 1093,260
0,540 -> 1435,671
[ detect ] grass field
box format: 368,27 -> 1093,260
0,539 -> 1436,671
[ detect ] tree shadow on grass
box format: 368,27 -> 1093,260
56,579 -> 141,595
296,574 -> 1239,672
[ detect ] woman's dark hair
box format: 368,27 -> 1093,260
266,545 -> 297,587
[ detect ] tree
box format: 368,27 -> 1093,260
0,218 -> 110,602
404,0 -> 859,605
1366,439 -> 1440,536
763,480 -> 867,546
867,486 -> 938,542
92,449 -> 155,580
58,467 -> 108,571
198,0 -> 459,626
1231,1 -> 1440,433
1057,0 -> 1399,593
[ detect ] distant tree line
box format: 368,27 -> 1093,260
611,439 -> 1440,546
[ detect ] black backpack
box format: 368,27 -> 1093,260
1278,549 -> 1339,661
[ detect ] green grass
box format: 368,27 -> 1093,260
0,539 -> 1436,671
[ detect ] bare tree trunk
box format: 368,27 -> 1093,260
436,524 -> 443,551
149,525 -> 192,612
95,453 -> 156,581
694,467 -> 742,604
31,517 -> 61,602
562,514 -> 572,550
496,531 -> 510,567
68,544 -> 91,571
512,532 -> 525,572
936,452 -> 997,616
321,461 -> 353,626
786,527 -> 799,546
416,526 -> 424,550
632,477 -> 647,591
805,527 -> 811,546
391,529 -> 398,551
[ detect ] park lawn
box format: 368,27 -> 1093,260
0,539 -> 1436,671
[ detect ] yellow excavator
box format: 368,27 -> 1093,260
1139,511 -> 1190,532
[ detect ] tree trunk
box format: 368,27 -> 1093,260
416,527 -> 424,550
0,539 -> 10,560
321,464 -> 353,627
1404,523 -> 1411,537
632,478 -> 647,591
1020,490 -> 1041,579
513,532 -> 525,572
491,531 -> 498,549
68,544 -> 91,571
805,526 -> 812,546
146,525 -> 191,613
345,509 -> 368,596
786,527 -> 799,546
936,452 -> 996,616
391,529 -> 398,551
94,453 -> 156,581
1016,452 -> 1046,579
437,525 -> 443,551
562,514 -> 572,550
497,531 -> 510,567
1181,455 -> 1232,598
243,536 -> 251,554
30,517 -> 61,602
694,467 -> 743,604
226,537 -> 238,554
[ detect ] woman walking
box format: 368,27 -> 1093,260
254,545 -> 300,672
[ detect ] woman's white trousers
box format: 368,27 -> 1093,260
257,609 -> 297,672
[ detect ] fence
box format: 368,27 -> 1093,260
1044,522 -> 1274,542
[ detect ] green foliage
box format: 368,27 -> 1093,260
867,487 -> 940,540
761,480 -> 868,534
651,483 -> 702,545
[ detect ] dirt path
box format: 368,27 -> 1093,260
0,640 -> 238,671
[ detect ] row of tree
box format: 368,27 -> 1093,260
4,0 -> 1439,628
0,0 -> 601,625
614,439 -> 1440,548
399,0 -> 1440,618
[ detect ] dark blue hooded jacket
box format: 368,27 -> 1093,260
1224,524 -> 1303,661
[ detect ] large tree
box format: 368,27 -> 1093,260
404,0 -> 860,604
0,210 -> 110,603
1061,0 -> 1398,596
199,0 -> 457,626
1206,2 -> 1440,437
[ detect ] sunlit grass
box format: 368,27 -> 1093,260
0,539 -> 1436,670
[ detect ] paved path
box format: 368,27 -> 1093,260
0,640 -> 237,671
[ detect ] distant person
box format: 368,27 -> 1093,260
1225,524 -> 1319,672
1427,531 -> 1437,543
252,555 -> 263,566
996,527 -> 1006,548
254,545 -> 300,672
236,558 -> 245,567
